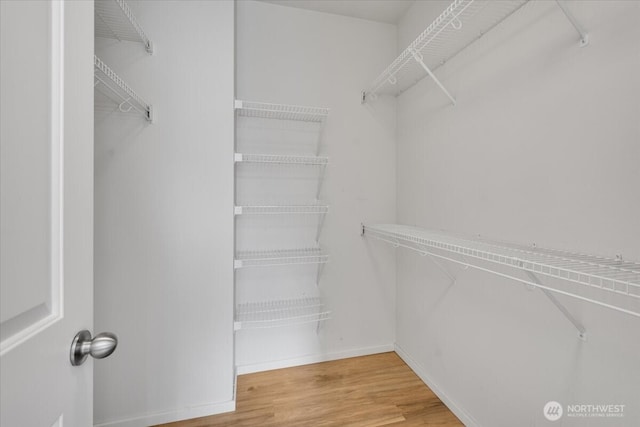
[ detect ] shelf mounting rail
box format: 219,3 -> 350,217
362,224 -> 640,338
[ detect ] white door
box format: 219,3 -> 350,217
1,1 -> 95,426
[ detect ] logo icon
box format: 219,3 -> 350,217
544,401 -> 563,421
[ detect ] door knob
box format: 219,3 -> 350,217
70,330 -> 118,366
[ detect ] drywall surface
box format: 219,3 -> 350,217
235,1 -> 397,371
395,1 -> 640,426
93,1 -> 235,425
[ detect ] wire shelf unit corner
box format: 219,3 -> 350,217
95,0 -> 154,54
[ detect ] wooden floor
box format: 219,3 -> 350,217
157,352 -> 463,427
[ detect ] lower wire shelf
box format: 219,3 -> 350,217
234,297 -> 331,330
235,248 -> 328,269
234,204 -> 329,215
363,224 -> 640,319
235,153 -> 329,166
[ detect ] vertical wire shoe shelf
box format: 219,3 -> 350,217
234,100 -> 331,331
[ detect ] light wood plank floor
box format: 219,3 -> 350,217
157,352 -> 463,426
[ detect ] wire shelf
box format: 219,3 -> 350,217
234,205 -> 329,215
235,297 -> 330,330
364,224 -> 640,318
235,100 -> 329,123
235,153 -> 329,166
235,248 -> 329,269
94,55 -> 153,122
95,0 -> 154,54
366,0 -> 529,99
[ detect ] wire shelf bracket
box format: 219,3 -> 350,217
95,0 -> 154,54
525,270 -> 587,340
362,224 -> 640,329
362,0 -> 589,103
94,55 -> 154,123
555,0 -> 589,47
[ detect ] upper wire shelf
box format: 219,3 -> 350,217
235,153 -> 329,166
94,55 -> 153,122
234,297 -> 331,330
235,248 -> 329,269
95,0 -> 154,54
363,224 -> 640,318
235,100 -> 329,123
365,0 -> 529,100
234,205 -> 329,215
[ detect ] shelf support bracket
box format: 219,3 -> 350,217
555,0 -> 589,47
316,164 -> 327,200
524,271 -> 587,340
409,48 -> 456,106
316,121 -> 326,156
416,248 -> 457,284
316,262 -> 326,286
316,212 -> 327,243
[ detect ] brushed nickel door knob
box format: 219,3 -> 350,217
70,330 -> 118,366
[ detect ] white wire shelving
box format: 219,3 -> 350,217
234,153 -> 329,166
235,153 -> 328,198
234,205 -> 329,216
94,55 -> 154,123
363,0 -> 588,103
235,248 -> 328,269
235,204 -> 328,241
363,224 -> 640,326
235,100 -> 329,123
234,297 -> 331,330
95,0 -> 154,54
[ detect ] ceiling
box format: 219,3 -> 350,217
258,0 -> 415,25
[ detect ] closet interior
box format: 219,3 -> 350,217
91,0 -> 640,426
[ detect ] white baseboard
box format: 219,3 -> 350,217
394,344 -> 479,427
236,343 -> 395,375
93,400 -> 236,427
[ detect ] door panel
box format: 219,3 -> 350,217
0,1 -> 94,426
0,0 -> 63,352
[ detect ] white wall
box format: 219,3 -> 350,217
394,1 -> 640,426
235,1 -> 398,372
93,1 -> 235,425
